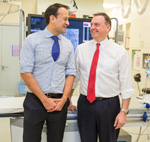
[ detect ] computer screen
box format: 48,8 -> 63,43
27,14 -> 92,51
27,14 -> 46,34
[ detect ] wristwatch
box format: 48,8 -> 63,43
121,108 -> 129,115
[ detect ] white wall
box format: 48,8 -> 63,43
0,0 -> 37,23
0,2 -> 19,23
106,2 -> 150,96
0,0 -> 105,96
37,0 -> 104,18
1,0 -> 149,97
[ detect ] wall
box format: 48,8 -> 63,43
0,0 -> 105,96
0,0 -> 37,23
1,0 -> 148,97
0,2 -> 19,23
37,0 -> 104,18
0,23 -> 20,96
0,0 -> 104,25
106,2 -> 150,96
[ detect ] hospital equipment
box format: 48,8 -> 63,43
26,14 -> 92,51
26,14 -> 119,51
9,112 -> 131,142
18,80 -> 27,95
67,0 -> 78,14
134,68 -> 150,96
1,96 -> 150,142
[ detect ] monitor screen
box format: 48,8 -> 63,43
27,14 -> 46,34
27,14 -> 92,51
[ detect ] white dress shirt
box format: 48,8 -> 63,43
73,38 -> 134,99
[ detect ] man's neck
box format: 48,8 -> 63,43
47,25 -> 59,36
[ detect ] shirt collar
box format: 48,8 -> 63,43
44,27 -> 61,40
93,38 -> 108,49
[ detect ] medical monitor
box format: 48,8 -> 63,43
26,14 -> 46,35
27,14 -> 92,51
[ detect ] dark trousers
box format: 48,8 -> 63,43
77,94 -> 120,142
23,92 -> 70,142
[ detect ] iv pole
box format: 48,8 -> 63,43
19,9 -> 25,59
111,18 -> 119,44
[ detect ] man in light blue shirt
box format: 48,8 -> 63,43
20,3 -> 76,142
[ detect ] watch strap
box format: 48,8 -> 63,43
121,108 -> 129,115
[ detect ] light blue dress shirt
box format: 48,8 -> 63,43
20,27 -> 76,94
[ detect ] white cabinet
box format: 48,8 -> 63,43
0,23 -> 20,96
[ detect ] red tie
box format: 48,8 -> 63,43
87,43 -> 100,103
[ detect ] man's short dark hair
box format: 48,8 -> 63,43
93,12 -> 111,28
44,3 -> 70,25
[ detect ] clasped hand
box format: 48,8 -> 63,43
43,98 -> 65,112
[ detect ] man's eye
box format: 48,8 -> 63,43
64,18 -> 68,21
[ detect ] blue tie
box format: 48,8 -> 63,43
51,36 -> 60,61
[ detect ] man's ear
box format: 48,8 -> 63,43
50,15 -> 55,24
106,24 -> 111,32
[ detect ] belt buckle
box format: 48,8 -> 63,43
46,93 -> 52,97
96,97 -> 103,100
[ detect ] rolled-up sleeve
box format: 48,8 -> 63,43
65,42 -> 76,77
72,46 -> 80,89
20,36 -> 35,73
119,50 -> 135,99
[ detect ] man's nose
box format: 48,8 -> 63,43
66,20 -> 69,26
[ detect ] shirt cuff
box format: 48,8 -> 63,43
20,65 -> 33,73
65,70 -> 76,77
121,89 -> 135,99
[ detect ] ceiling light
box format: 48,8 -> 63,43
103,3 -> 118,9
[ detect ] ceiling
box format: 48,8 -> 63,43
104,0 -> 121,5
103,0 -> 121,10
103,0 -> 131,7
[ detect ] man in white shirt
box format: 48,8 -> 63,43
71,13 -> 134,142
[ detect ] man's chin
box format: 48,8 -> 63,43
91,35 -> 96,38
62,29 -> 66,34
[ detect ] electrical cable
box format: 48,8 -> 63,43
0,1 -> 20,22
0,4 -> 12,22
125,124 -> 150,142
135,127 -> 142,142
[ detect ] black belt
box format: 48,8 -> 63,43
81,94 -> 116,100
45,93 -> 62,98
95,97 -> 109,100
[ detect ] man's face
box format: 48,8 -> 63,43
53,7 -> 69,34
90,15 -> 110,42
